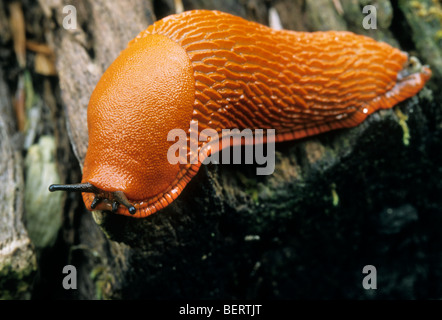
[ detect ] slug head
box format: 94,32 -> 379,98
50,33 -> 195,217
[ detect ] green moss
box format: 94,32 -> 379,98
237,172 -> 260,204
395,107 -> 411,146
90,266 -> 114,300
0,263 -> 36,300
400,0 -> 442,80
331,183 -> 340,207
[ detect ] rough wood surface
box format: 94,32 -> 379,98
0,68 -> 37,300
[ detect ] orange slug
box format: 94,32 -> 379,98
49,10 -> 432,218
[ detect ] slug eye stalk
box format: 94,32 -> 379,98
49,183 -> 136,215
49,182 -> 98,193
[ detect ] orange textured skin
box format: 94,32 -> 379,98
82,10 -> 431,218
81,33 -> 195,215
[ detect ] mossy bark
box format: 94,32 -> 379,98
0,66 -> 37,299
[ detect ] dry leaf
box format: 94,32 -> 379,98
35,52 -> 57,76
9,1 -> 26,68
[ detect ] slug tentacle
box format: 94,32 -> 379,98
113,191 -> 137,215
48,182 -> 99,193
112,201 -> 119,213
90,195 -> 101,209
49,183 -> 136,215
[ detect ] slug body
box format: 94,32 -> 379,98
50,10 -> 431,218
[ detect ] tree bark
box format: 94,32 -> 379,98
0,68 -> 37,300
